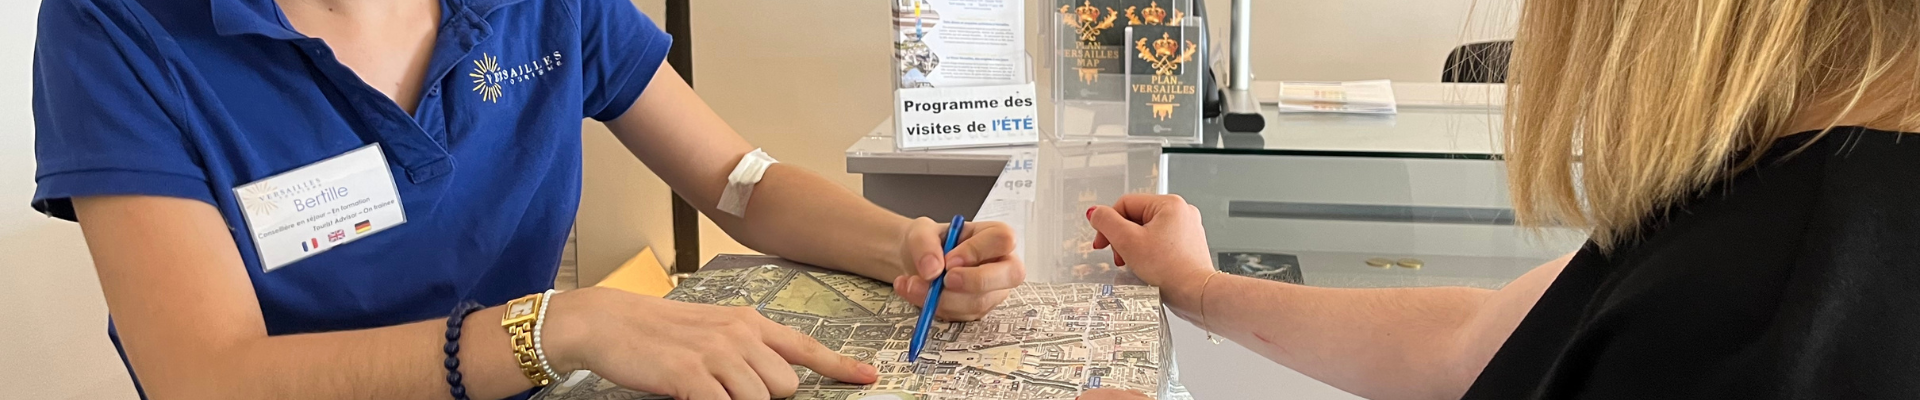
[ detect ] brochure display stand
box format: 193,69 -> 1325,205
892,0 -> 1041,150
1047,0 -> 1206,145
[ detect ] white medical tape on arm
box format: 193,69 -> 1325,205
716,148 -> 778,217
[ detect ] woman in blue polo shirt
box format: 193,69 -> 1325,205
31,0 -> 1024,399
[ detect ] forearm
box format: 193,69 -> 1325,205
1089,196 -> 1562,398
601,65 -> 914,280
1166,274 -> 1492,400
129,306 -> 535,400
705,165 -> 912,280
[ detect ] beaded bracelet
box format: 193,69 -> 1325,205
532,289 -> 562,383
445,300 -> 485,400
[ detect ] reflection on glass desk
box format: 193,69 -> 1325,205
1165,103 -> 1585,288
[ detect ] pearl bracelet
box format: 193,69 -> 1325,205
532,289 -> 563,382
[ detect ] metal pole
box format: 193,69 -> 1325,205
1219,0 -> 1265,132
1230,0 -> 1252,90
666,0 -> 700,274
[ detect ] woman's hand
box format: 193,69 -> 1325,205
544,287 -> 878,399
1086,194 -> 1216,291
892,218 -> 1026,321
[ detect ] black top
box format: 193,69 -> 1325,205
1464,127 -> 1920,399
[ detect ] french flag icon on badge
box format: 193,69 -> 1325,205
302,238 -> 320,252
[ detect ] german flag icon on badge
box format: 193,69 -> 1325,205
354,220 -> 372,234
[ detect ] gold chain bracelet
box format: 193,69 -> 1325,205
1197,271 -> 1224,344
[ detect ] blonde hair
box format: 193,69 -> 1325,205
1505,0 -> 1920,247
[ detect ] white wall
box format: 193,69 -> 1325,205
1207,0 -> 1520,82
0,0 -> 144,398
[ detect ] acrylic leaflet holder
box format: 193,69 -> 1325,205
1048,0 -> 1205,145
891,0 -> 1041,150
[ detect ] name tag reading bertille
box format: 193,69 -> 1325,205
234,144 -> 408,272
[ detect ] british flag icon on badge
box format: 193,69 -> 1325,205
328,230 -> 346,242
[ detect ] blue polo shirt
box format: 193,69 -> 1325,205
31,0 -> 669,396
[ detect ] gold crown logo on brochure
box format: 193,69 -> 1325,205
1059,1 -> 1121,84
1060,0 -> 1118,43
1127,1 -> 1184,26
1137,32 -> 1196,77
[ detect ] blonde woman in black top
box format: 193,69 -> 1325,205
1084,1 -> 1920,399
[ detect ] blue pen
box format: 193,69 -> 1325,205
907,215 -> 965,362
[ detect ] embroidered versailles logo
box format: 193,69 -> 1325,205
470,54 -> 504,102
1135,32 -> 1197,120
468,51 -> 565,103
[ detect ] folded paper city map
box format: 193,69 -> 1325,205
533,255 -> 1167,400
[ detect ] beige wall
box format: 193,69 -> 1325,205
0,0 -> 143,398
685,1 -> 895,262
582,0 -> 899,277
1204,0 -> 1520,82
579,0 -> 889,277
575,0 -> 675,284
585,1 -> 908,269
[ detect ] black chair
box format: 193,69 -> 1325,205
1442,40 -> 1513,83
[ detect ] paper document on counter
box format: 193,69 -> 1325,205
1276,80 -> 1398,115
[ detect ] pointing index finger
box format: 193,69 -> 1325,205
759,320 -> 879,384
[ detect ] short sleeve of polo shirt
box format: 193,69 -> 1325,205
31,0 -> 212,221
575,0 -> 674,122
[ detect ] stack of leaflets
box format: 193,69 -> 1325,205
1276,80 -> 1398,115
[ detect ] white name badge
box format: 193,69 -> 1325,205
234,144 -> 408,272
